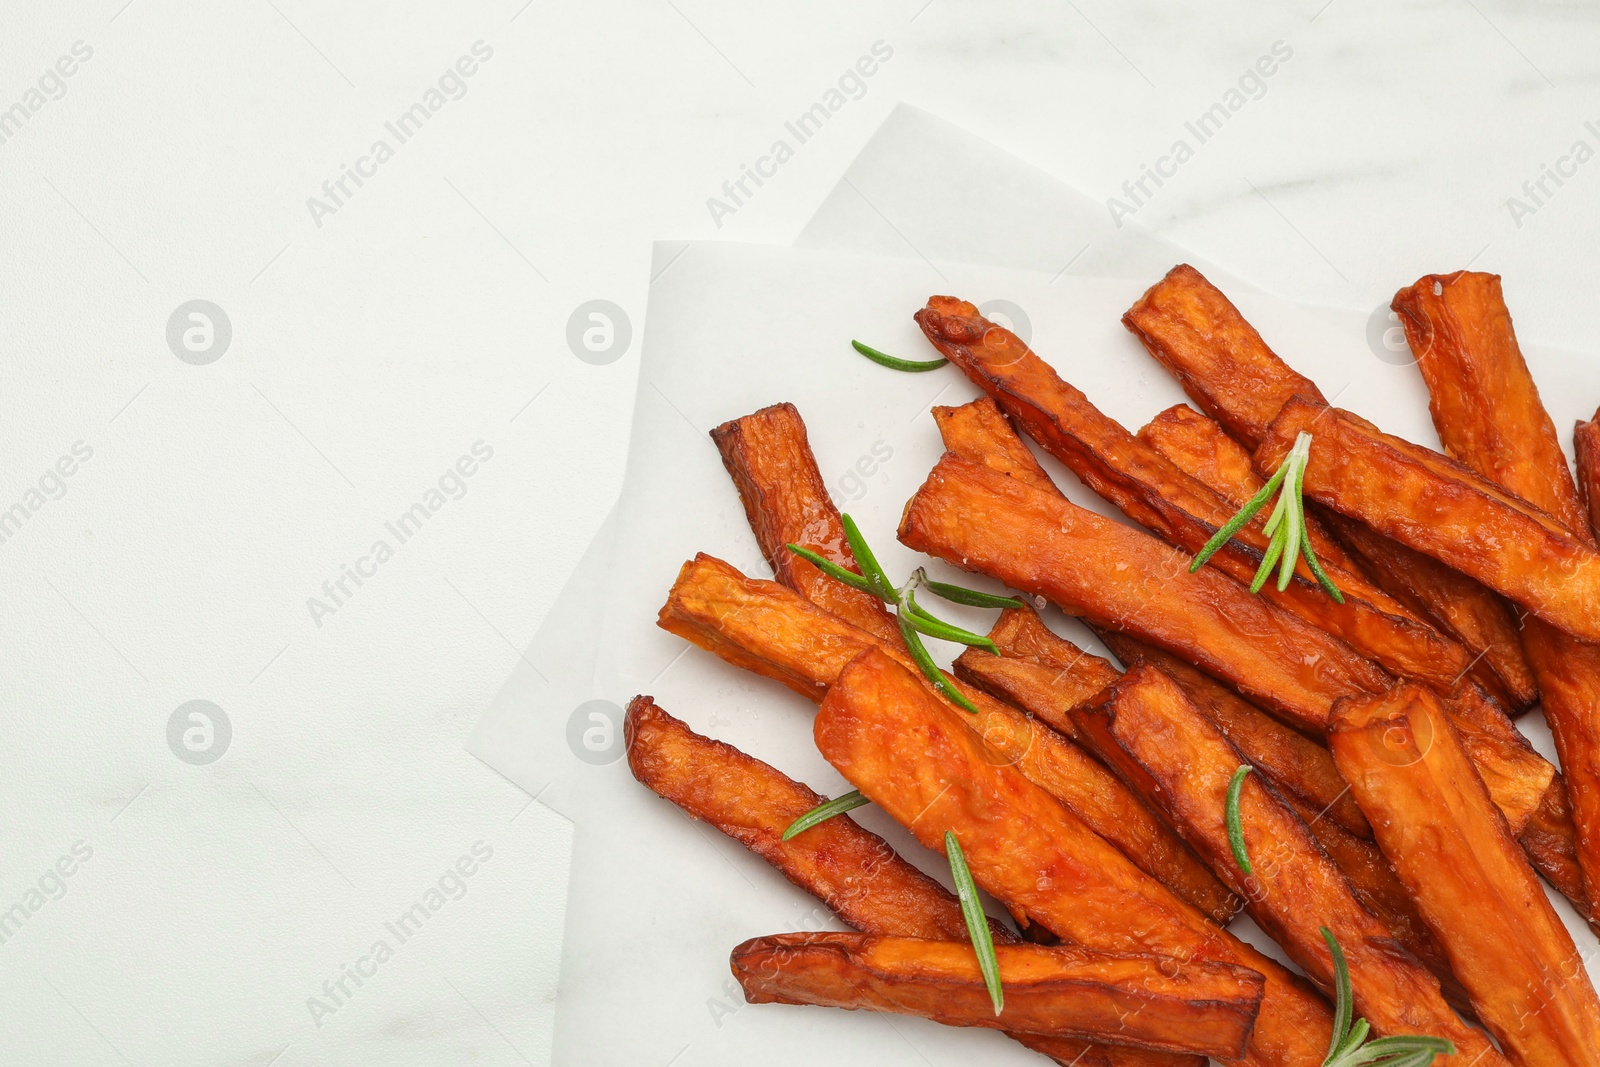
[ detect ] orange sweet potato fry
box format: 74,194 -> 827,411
1393,273 -> 1600,925
711,402 -> 899,643
732,932 -> 1265,1058
1520,781 -> 1600,934
1330,685 -> 1600,1067
1580,407 -> 1600,537
898,453 -> 1555,832
1085,668 -> 1501,1065
626,699 -> 1195,1067
1258,397 -> 1600,643
1140,402 -> 1536,711
915,296 -> 1476,691
1122,264 -> 1325,450
1123,264 -> 1540,705
932,396 -> 1059,493
656,554 -> 1238,923
816,648 -> 1334,1067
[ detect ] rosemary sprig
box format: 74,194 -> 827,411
1226,765 -> 1254,876
946,830 -> 1003,1015
781,790 -> 871,840
852,339 -> 948,372
787,516 -> 1024,715
1319,927 -> 1455,1067
1189,431 -> 1344,603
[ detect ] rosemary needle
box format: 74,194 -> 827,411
782,790 -> 871,840
1226,765 -> 1254,876
1318,927 -> 1454,1067
946,831 -> 1003,1015
851,339 -> 948,372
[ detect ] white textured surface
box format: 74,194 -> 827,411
5,2 -> 1600,1064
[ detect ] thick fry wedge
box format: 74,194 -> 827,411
1580,407 -> 1600,537
1087,668 -> 1499,1064
711,402 -> 898,643
1329,685 -> 1600,1067
657,554 -> 1238,923
1258,397 -> 1600,643
1095,630 -> 1368,837
899,453 -> 1555,832
816,648 -> 1334,1067
1122,263 -> 1541,700
1392,273 -> 1600,926
1140,402 -> 1535,711
732,932 -> 1265,1057
915,297 -> 1475,691
625,697 -> 1194,1067
1122,264 -> 1325,450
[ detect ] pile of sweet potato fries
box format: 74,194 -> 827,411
625,265 -> 1600,1065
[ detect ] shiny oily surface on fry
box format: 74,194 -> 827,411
1329,685 -> 1600,1067
815,647 -> 1335,1067
731,932 -> 1265,1058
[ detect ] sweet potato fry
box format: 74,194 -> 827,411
1139,402 -> 1536,711
1122,264 -> 1541,702
899,453 -> 1555,832
1392,274 -> 1600,926
732,932 -> 1265,1057
916,297 -> 1476,691
932,396 -> 1059,494
1520,780 -> 1600,932
1258,397 -> 1600,643
1085,668 -> 1500,1064
1329,685 -> 1600,1067
816,648 -> 1334,1067
953,648 -> 1110,741
1095,630 -> 1367,837
625,697 -> 1196,1067
1580,407 -> 1600,537
1122,264 -> 1325,450
657,554 -> 1238,923
711,402 -> 899,643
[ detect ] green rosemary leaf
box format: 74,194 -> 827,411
1190,461 -> 1292,572
851,339 -> 949,372
1321,926 -> 1354,1061
897,610 -> 980,714
1227,765 -> 1254,876
917,573 -> 1026,611
1296,500 -> 1345,603
1277,440 -> 1308,591
1317,928 -> 1455,1067
781,790 -> 871,840
903,586 -> 1000,652
1251,527 -> 1287,594
786,544 -> 886,599
945,830 -> 1003,1016
841,513 -> 898,601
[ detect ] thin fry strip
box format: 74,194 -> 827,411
1084,667 -> 1501,1066
914,296 -> 1477,691
711,402 -> 899,643
624,697 -> 1193,1067
1139,402 -> 1536,711
1122,263 -> 1537,699
897,453 -> 1554,831
816,648 -> 1333,1067
731,932 -> 1265,1057
1393,273 -> 1600,929
656,554 -> 1239,923
1579,407 -> 1600,538
1257,397 -> 1600,643
1329,685 -> 1600,1066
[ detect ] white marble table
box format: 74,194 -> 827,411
2,2 -> 1596,1064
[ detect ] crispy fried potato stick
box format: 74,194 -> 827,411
1140,402 -> 1536,711
1122,264 -> 1535,698
1329,685 -> 1600,1067
1258,397 -> 1600,643
1579,407 -> 1600,537
1087,668 -> 1501,1065
816,648 -> 1333,1067
1393,272 -> 1600,926
932,397 -> 1059,493
731,932 -> 1265,1058
656,554 -> 1239,923
712,402 -> 899,643
898,453 -> 1555,832
624,697 -> 1193,1067
915,296 -> 1475,691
